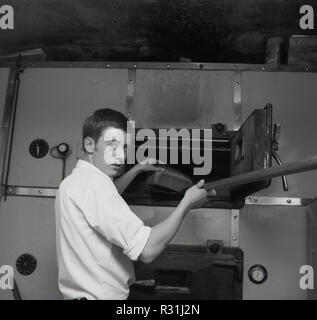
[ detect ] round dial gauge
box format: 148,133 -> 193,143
248,265 -> 268,284
16,254 -> 37,276
29,139 -> 49,158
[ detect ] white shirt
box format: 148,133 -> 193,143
55,160 -> 151,300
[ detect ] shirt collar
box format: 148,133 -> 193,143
74,159 -> 113,180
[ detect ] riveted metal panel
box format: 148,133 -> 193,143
240,71 -> 317,300
240,205 -> 307,300
132,206 -> 232,247
241,72 -> 317,199
0,197 -> 62,300
7,68 -> 128,187
133,69 -> 235,129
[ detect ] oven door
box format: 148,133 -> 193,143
129,244 -> 243,300
229,104 -> 273,198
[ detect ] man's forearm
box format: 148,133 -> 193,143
139,199 -> 190,263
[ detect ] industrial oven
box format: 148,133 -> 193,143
0,62 -> 316,299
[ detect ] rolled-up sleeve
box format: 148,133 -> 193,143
81,180 -> 151,261
122,224 -> 151,261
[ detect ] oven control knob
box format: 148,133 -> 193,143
57,143 -> 70,155
215,123 -> 225,132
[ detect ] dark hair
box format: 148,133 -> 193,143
82,108 -> 128,151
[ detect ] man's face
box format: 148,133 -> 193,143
93,127 -> 131,178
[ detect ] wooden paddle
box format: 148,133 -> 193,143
204,155 -> 317,194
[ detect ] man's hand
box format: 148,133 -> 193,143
182,179 -> 214,210
139,179 -> 215,264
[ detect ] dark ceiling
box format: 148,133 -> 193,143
0,0 -> 315,63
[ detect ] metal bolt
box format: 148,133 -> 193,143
233,214 -> 238,219
287,199 -> 292,204
133,64 -> 137,68
262,66 -> 266,71
106,64 -> 110,68
305,67 -> 309,72
38,189 -> 43,194
233,237 -> 237,242
235,82 -> 240,86
253,198 -> 258,203
233,65 -> 237,70
129,80 -> 134,84
8,188 -> 12,193
166,64 -> 171,69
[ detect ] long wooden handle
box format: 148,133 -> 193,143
204,155 -> 317,193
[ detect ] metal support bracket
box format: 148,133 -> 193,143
245,196 -> 309,206
6,186 -> 57,198
126,68 -> 136,120
231,209 -> 240,247
0,68 -> 19,200
233,71 -> 242,131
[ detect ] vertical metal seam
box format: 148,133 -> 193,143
306,208 -> 311,300
0,67 -> 18,199
231,209 -> 240,247
2,64 -> 23,201
233,71 -> 242,131
126,68 -> 136,120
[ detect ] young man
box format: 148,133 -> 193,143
55,108 -> 209,300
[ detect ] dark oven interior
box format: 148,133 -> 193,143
122,105 -> 273,209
